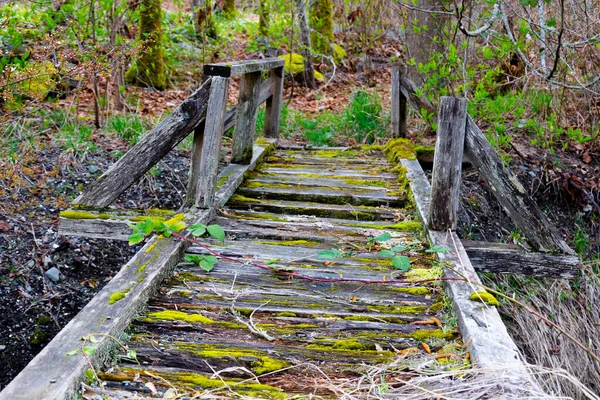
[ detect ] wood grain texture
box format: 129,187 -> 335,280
231,71 -> 261,164
195,77 -> 230,208
264,66 -> 284,138
464,115 -> 574,254
185,126 -> 205,204
73,78 -> 213,208
462,240 -> 579,278
391,66 -> 407,138
428,97 -> 467,230
203,58 -> 284,77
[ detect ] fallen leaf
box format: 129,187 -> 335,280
0,221 -> 10,231
145,382 -> 158,395
583,153 -> 592,163
421,342 -> 431,354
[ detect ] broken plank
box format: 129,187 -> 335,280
464,115 -> 574,254
462,240 -> 579,279
203,58 -> 284,77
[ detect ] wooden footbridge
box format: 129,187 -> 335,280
1,59 -> 579,399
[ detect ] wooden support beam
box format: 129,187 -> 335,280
462,240 -> 579,279
397,73 -> 437,118
464,116 -> 575,255
391,66 -> 407,138
185,125 -> 205,204
194,77 -> 230,208
231,71 -> 261,164
428,97 -> 468,230
264,66 -> 284,139
73,78 -> 213,209
203,58 -> 284,78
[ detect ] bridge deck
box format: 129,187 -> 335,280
96,147 -> 461,398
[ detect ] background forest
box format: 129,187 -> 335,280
0,0 -> 599,397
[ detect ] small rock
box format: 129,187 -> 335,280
88,165 -> 99,174
528,171 -> 536,177
26,260 -> 35,269
0,345 -> 6,351
45,267 -> 61,283
43,255 -> 53,268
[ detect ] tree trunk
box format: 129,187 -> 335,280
404,0 -> 449,84
125,0 -> 167,90
295,0 -> 317,89
223,0 -> 236,16
258,0 -> 269,36
192,0 -> 217,41
310,0 -> 333,56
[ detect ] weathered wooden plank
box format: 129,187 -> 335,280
236,185 -> 404,207
226,197 -> 398,221
194,77 -> 230,208
462,240 -> 579,278
73,78 -> 213,208
231,71 -> 261,164
398,73 -> 437,117
246,175 -> 395,190
221,76 -> 273,133
262,166 -> 397,179
428,97 -> 467,230
391,66 -> 407,138
0,209 -> 212,400
464,115 -> 574,254
203,58 -> 284,77
264,66 -> 284,138
400,157 -> 537,384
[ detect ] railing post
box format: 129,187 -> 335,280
428,96 -> 468,230
191,76 -> 230,208
264,66 -> 284,139
231,71 -> 262,164
391,65 -> 407,138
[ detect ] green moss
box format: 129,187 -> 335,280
332,340 -> 370,351
384,138 -> 416,162
227,212 -> 289,222
415,145 -> 435,158
30,328 -> 47,345
404,267 -> 444,282
245,181 -> 291,189
341,220 -> 422,232
276,312 -> 297,317
108,286 -> 131,305
230,194 -> 259,203
342,179 -> 388,187
144,242 -> 158,253
60,210 -> 102,220
310,0 -> 334,55
332,43 -> 346,64
407,329 -> 455,341
175,343 -> 290,375
36,315 -> 53,325
360,144 -> 384,152
390,287 -> 432,296
366,304 -> 428,314
146,310 -> 214,324
137,261 -> 150,273
215,174 -> 229,188
280,53 -> 305,75
469,291 -> 500,306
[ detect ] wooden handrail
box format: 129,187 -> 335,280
72,58 -> 285,211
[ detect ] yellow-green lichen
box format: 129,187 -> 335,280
109,286 -> 131,305
253,239 -> 321,247
332,340 -> 371,351
146,310 -> 214,324
216,174 -> 229,188
469,291 -> 500,306
144,242 -> 158,254
404,266 -> 444,282
60,210 -> 108,220
276,312 -> 297,317
342,179 -> 389,187
384,138 -> 416,162
391,287 -> 433,296
341,220 -> 422,232
415,145 -> 435,159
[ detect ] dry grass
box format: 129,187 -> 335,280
484,261 -> 600,399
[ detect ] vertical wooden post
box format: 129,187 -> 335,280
428,96 -> 468,230
391,65 -> 407,138
231,71 -> 261,164
264,66 -> 284,139
185,124 -> 205,204
193,76 -> 230,208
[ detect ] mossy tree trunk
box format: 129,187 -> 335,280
258,0 -> 269,37
309,0 -> 333,56
223,0 -> 236,16
125,0 -> 167,90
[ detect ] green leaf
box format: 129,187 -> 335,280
126,349 -> 137,360
140,219 -> 156,235
317,249 -> 344,259
189,223 -> 207,237
163,229 -> 172,238
199,258 -> 215,272
391,246 -> 407,253
207,224 -> 226,243
83,346 -> 96,356
425,245 -> 452,253
128,232 -> 145,246
374,232 -> 391,242
66,349 -> 79,356
85,369 -> 95,383
392,255 -> 411,271
378,250 -> 395,258
88,335 -> 98,343
167,220 -> 186,232
266,258 -> 281,265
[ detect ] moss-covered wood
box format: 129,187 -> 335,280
258,0 -> 269,37
125,0 -> 167,90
